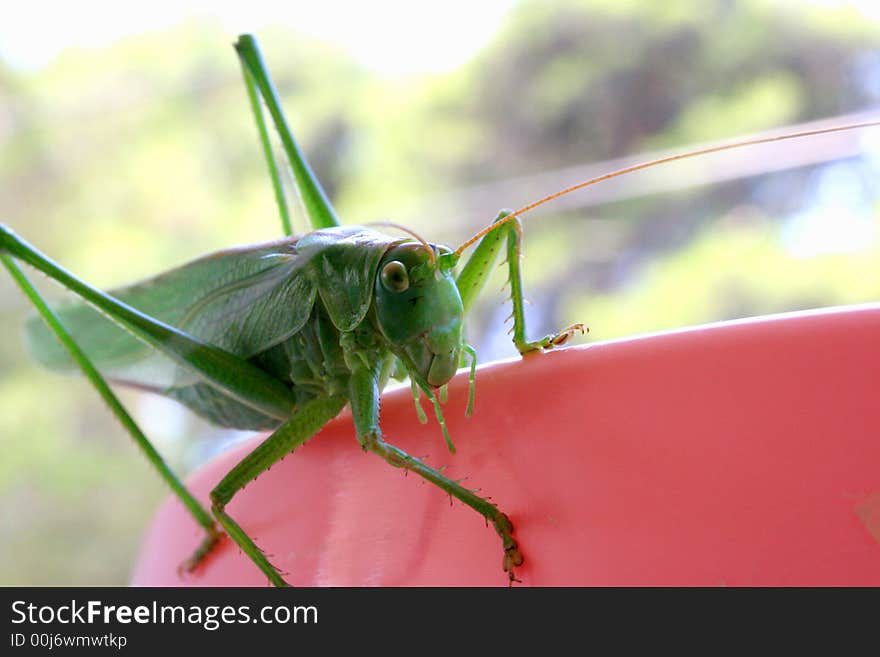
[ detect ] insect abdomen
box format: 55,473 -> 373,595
164,384 -> 281,430
172,298 -> 366,431
259,299 -> 351,400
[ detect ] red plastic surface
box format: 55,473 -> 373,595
131,304 -> 880,586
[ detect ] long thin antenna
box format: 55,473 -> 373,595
454,120 -> 880,257
366,221 -> 435,264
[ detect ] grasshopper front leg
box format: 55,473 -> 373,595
456,210 -> 585,355
348,362 -> 523,584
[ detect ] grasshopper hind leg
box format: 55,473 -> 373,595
1,252 -> 221,578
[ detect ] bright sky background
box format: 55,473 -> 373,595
3,1 -> 880,75
1,0 -> 877,257
0,0 -> 516,74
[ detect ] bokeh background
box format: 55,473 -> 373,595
1,0 -> 879,584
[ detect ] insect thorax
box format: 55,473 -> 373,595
166,296 -> 390,431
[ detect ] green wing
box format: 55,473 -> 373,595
25,227 -> 398,430
25,237 -> 316,391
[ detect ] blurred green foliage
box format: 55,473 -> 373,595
1,0 -> 878,584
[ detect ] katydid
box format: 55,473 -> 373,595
2,34 -> 878,587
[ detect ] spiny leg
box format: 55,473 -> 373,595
348,364 -> 522,584
503,213 -> 586,352
238,41 -> 293,237
208,395 -> 347,587
234,35 -> 341,232
362,432 -> 523,584
1,254 -> 221,568
456,209 -> 586,355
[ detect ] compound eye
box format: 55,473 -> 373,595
380,261 -> 409,293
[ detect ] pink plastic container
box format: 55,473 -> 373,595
131,303 -> 880,586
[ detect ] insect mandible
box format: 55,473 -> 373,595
1,34 -> 877,586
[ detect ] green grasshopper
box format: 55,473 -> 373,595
1,34 -> 877,586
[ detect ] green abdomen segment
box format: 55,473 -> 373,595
165,300 -> 353,431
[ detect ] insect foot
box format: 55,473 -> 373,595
178,525 -> 224,576
492,513 -> 524,585
549,323 -> 587,348
516,322 -> 588,355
